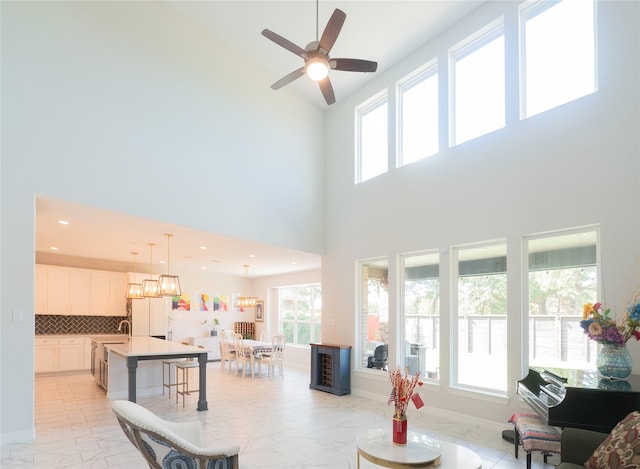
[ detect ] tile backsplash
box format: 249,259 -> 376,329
35,315 -> 128,335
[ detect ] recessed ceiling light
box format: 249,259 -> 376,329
50,246 -> 59,251
58,220 -> 69,225
249,254 -> 256,258
200,246 -> 207,250
201,266 -> 207,270
291,261 -> 298,265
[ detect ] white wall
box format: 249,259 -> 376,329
321,0 -> 640,424
0,1 -> 324,442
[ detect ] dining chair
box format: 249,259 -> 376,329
112,400 -> 240,468
219,331 -> 236,373
259,330 -> 269,342
232,334 -> 253,378
259,334 -> 286,379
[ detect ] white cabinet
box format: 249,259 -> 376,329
35,336 -> 92,373
189,336 -> 221,361
35,337 -> 59,373
109,273 -> 127,316
68,269 -> 90,315
132,295 -> 168,337
35,265 -> 47,314
39,266 -> 90,315
47,266 -> 69,314
35,265 -> 128,317
58,337 -> 85,371
90,271 -> 127,316
90,271 -> 109,315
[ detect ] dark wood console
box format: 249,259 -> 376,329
310,343 -> 351,396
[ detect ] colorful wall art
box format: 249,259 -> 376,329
172,294 -> 191,311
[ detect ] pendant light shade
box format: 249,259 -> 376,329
125,251 -> 144,299
234,264 -> 258,308
142,243 -> 161,298
158,233 -> 181,297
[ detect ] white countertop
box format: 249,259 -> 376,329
90,334 -> 130,343
106,336 -> 209,358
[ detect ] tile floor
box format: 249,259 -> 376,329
1,363 -> 559,468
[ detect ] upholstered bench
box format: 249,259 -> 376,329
509,412 -> 561,469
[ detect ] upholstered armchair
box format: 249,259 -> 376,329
556,427 -> 608,469
112,400 -> 240,469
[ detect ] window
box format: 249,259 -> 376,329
358,258 -> 389,371
526,228 -> 598,370
453,241 -> 507,392
397,62 -> 439,166
450,19 -> 505,146
356,92 -> 388,183
278,284 -> 321,346
401,251 -> 440,380
521,0 -> 596,118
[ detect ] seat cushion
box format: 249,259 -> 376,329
585,411 -> 640,469
509,413 -> 560,453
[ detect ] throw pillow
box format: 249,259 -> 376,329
585,411 -> 640,468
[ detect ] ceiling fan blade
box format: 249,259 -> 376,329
318,77 -> 336,105
331,58 -> 378,73
319,9 -> 346,54
262,29 -> 306,58
271,67 -> 306,90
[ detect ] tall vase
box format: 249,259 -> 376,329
597,343 -> 632,379
392,413 -> 407,445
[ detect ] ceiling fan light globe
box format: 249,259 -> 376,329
306,59 -> 329,81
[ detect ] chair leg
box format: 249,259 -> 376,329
526,452 -> 532,469
514,428 -> 520,459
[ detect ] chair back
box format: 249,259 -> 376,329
232,334 -> 248,357
372,344 -> 388,369
112,400 -> 239,468
271,335 -> 286,359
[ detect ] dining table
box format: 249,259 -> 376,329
229,339 -> 274,378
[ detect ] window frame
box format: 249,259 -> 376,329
448,17 -> 505,147
400,250 -> 441,382
523,226 -> 600,370
355,90 -> 389,184
396,59 -> 439,167
519,0 -> 597,119
451,239 -> 508,394
277,283 -> 322,347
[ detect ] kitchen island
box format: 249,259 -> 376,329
106,337 -> 210,411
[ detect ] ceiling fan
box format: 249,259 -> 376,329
261,4 -> 378,105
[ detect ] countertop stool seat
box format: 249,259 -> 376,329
509,412 -> 561,469
162,358 -> 186,399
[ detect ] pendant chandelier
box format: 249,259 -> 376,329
142,243 -> 161,298
125,251 -> 144,300
235,264 -> 258,308
158,233 -> 181,297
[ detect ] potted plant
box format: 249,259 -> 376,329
201,318 -> 220,336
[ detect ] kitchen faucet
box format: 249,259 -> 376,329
118,320 -> 131,336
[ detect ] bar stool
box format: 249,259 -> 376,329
175,345 -> 205,407
162,358 -> 185,399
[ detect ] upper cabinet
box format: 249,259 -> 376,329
90,270 -> 127,316
36,265 -> 127,316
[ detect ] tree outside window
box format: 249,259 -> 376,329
279,284 -> 321,346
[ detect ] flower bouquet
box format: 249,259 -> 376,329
388,369 -> 424,445
580,295 -> 640,378
580,301 -> 640,345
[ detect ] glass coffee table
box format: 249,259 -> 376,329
356,429 -> 482,469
